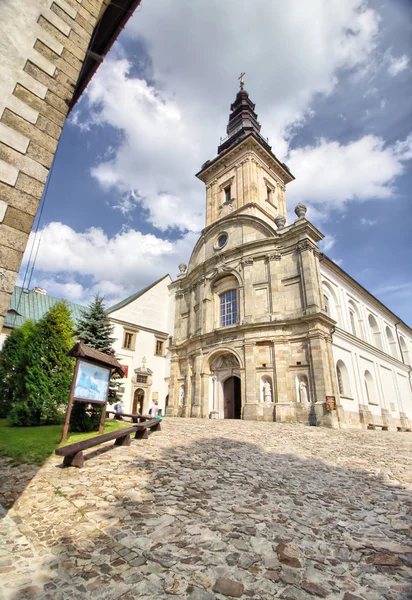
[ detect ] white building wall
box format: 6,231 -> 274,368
320,260 -> 412,428
108,276 -> 175,416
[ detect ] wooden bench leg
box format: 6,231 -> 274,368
114,433 -> 131,447
151,421 -> 161,432
63,451 -> 84,468
135,428 -> 149,440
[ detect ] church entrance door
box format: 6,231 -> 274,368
223,376 -> 241,419
133,388 -> 144,414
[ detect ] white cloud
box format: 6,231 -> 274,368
72,0 -> 381,232
319,235 -> 336,252
25,222 -> 197,305
360,217 -> 377,226
286,134 -> 412,211
387,54 -> 409,76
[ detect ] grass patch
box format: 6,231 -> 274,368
0,418 -> 130,465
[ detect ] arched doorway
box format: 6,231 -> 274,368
208,352 -> 242,419
223,376 -> 241,419
133,388 -> 144,414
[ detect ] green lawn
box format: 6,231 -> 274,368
0,418 -> 130,465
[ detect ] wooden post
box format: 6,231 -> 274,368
60,358 -> 80,444
98,368 -> 112,434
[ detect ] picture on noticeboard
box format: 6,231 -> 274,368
73,360 -> 111,403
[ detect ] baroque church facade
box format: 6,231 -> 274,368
166,83 -> 412,430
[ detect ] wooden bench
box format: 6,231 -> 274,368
55,419 -> 161,468
106,411 -> 152,423
367,424 -> 389,431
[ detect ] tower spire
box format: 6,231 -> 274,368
238,72 -> 245,90
217,80 -> 270,155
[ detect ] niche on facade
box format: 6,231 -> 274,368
260,375 -> 273,403
295,375 -> 310,405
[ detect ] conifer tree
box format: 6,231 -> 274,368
76,295 -> 116,353
70,295 -> 117,432
9,301 -> 75,426
0,320 -> 35,418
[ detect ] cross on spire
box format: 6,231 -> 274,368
238,72 -> 245,90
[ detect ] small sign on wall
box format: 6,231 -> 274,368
326,396 -> 336,411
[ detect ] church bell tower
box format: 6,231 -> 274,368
167,77 -> 340,428
196,77 -> 294,228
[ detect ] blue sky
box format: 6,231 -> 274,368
22,0 -> 412,322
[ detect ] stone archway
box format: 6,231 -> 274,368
209,352 -> 242,419
133,388 -> 145,414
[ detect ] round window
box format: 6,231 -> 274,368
216,233 -> 228,249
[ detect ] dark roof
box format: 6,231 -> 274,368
4,287 -> 85,330
68,342 -> 125,376
69,0 -> 143,110
107,275 -> 170,314
197,87 -> 294,181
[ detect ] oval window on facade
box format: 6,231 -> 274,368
215,232 -> 228,249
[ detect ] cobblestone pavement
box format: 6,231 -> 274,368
0,419 -> 411,600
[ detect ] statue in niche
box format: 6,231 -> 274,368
179,385 -> 185,406
299,380 -> 309,404
263,380 -> 273,403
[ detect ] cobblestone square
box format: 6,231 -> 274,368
1,419 -> 411,600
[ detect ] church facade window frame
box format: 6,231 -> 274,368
220,289 -> 238,327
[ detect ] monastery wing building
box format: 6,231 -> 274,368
167,83 -> 412,430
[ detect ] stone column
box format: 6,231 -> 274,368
298,240 -> 322,313
266,252 -> 282,317
308,329 -> 339,427
191,352 -> 203,418
273,337 -> 295,423
243,343 -> 258,419
235,162 -> 243,208
242,257 -> 254,323
166,357 -> 180,417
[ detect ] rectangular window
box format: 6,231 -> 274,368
220,290 -> 237,327
224,186 -> 231,203
155,340 -> 164,356
123,331 -> 134,349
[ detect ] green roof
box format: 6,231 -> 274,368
107,275 -> 170,314
4,287 -> 85,330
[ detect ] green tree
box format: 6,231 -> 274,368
0,321 -> 35,418
9,301 -> 75,426
71,295 -> 117,432
76,295 -> 116,353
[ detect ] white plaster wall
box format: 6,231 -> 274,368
111,323 -> 170,414
111,276 -> 172,333
321,263 -> 412,357
108,276 -> 174,415
332,331 -> 412,421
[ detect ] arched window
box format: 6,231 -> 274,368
213,274 -> 239,328
385,326 -> 398,359
348,300 -> 364,339
220,290 -> 237,326
321,281 -> 339,323
364,370 -> 377,405
368,314 -> 382,350
399,336 -> 411,366
336,360 -> 351,397
349,309 -> 357,337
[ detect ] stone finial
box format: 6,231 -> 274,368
294,203 -> 307,219
274,214 -> 286,229
178,262 -> 187,277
